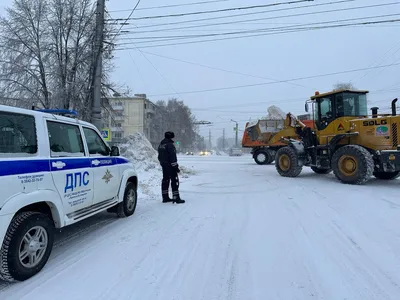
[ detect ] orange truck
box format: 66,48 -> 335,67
242,115 -> 314,165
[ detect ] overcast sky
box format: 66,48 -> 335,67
1,0 -> 400,144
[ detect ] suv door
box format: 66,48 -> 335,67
46,120 -> 94,215
82,126 -> 120,204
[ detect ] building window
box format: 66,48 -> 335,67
111,121 -> 122,127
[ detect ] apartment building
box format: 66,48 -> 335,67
102,94 -> 157,146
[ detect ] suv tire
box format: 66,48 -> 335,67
117,182 -> 138,218
0,212 -> 54,282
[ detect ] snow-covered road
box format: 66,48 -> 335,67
1,155 -> 400,300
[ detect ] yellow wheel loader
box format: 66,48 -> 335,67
275,89 -> 400,184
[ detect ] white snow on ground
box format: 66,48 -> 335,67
1,155 -> 400,300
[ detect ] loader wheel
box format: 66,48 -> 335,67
311,166 -> 332,174
332,145 -> 374,185
254,150 -> 268,165
373,171 -> 400,180
275,146 -> 302,177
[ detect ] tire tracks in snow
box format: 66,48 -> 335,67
0,200 -> 189,299
284,184 -> 400,299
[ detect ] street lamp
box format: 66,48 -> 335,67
231,119 -> 238,147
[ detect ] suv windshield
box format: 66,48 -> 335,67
0,111 -> 37,157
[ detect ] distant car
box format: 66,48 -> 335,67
200,150 -> 210,156
185,151 -> 194,155
229,148 -> 243,156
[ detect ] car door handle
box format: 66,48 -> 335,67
92,159 -> 100,166
52,161 -> 66,169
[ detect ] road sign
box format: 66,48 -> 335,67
101,128 -> 111,141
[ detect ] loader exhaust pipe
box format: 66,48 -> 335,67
371,107 -> 379,118
392,98 -> 398,116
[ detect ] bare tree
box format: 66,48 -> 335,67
0,0 -> 117,121
333,82 -> 356,91
151,98 -> 200,150
0,0 -> 51,108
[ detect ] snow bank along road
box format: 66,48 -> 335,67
1,155 -> 400,300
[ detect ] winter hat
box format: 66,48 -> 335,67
165,131 -> 175,139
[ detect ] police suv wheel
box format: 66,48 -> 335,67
0,212 -> 54,282
117,182 -> 137,218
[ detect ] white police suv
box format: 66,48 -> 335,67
0,105 -> 138,282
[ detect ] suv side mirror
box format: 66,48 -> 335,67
110,145 -> 120,157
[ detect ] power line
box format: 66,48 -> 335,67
359,41 -> 400,80
115,13 -> 400,44
123,38 -> 183,99
115,18 -> 400,49
138,48 -> 182,98
191,88 -> 400,113
116,1 -> 399,35
108,0 -> 231,13
147,61 -> 400,97
128,52 -> 148,91
109,0 -> 142,45
135,50 -> 313,90
190,88 -> 400,116
350,39 -> 400,82
107,0 -> 314,21
110,0 -> 358,29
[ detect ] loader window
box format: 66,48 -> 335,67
337,92 -> 368,117
315,96 -> 333,130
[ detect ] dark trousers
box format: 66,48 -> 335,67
162,165 -> 179,197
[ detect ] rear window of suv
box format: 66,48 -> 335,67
0,111 -> 37,157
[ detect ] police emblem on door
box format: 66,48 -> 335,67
102,169 -> 113,183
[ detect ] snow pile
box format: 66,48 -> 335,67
266,105 -> 286,120
118,132 -> 195,198
119,133 -> 160,173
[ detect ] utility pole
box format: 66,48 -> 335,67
231,119 -> 239,147
209,129 -> 212,150
91,0 -> 105,130
222,128 -> 225,150
235,123 -> 238,147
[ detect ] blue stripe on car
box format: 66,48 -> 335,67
0,157 -> 131,177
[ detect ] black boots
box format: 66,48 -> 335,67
173,195 -> 185,204
162,194 -> 185,204
162,194 -> 173,203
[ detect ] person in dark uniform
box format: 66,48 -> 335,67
157,131 -> 185,204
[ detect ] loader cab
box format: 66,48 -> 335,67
306,89 -> 369,131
